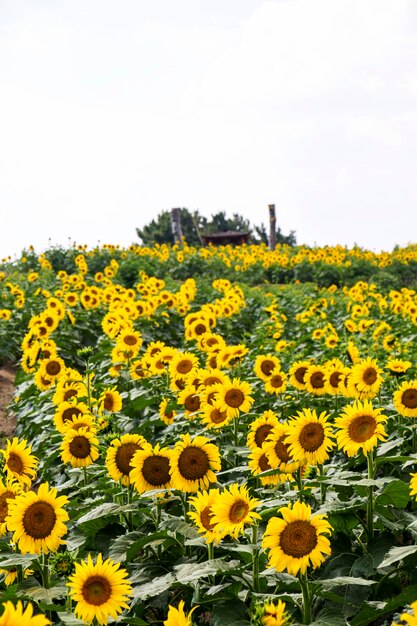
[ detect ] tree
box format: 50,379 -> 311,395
251,222 -> 297,246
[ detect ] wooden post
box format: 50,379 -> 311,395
171,208 -> 183,244
268,204 -> 276,250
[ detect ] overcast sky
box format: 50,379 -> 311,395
1,0 -> 417,259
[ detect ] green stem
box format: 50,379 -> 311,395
126,483 -> 133,531
83,467 -> 88,488
367,450 -> 375,542
41,552 -> 50,589
299,571 -> 312,624
233,415 -> 240,447
207,541 -> 215,561
252,524 -> 260,593
318,464 -> 327,504
295,467 -> 305,502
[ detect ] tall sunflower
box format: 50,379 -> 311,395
210,483 -> 261,539
67,553 -> 132,625
7,482 -> 69,554
213,377 -> 254,418
60,428 -> 100,468
0,601 -> 50,626
1,437 -> 38,487
188,488 -> 222,544
130,444 -> 172,494
164,600 -> 197,626
334,400 -> 387,457
262,501 -> 332,576
170,434 -> 221,492
106,434 -> 149,485
285,409 -> 335,466
393,380 -> 417,418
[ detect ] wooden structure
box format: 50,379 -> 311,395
201,230 -> 250,247
269,204 -> 276,251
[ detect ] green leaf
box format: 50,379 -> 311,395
76,502 -> 124,524
23,584 -> 67,603
174,558 -> 241,584
378,545 -> 417,569
375,480 -> 410,508
0,553 -> 37,568
319,577 -> 375,588
211,599 -> 251,626
132,572 -> 176,600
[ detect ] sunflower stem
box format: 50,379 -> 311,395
366,450 -> 375,542
318,464 -> 327,504
233,415 -> 240,447
41,552 -> 50,589
83,467 -> 88,488
252,523 -> 260,593
126,483 -> 133,531
207,541 -> 214,561
295,467 -> 305,502
299,571 -> 312,624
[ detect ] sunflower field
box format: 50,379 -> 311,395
1,241 -> 417,625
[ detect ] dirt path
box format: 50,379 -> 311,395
0,365 -> 16,442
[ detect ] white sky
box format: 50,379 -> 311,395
1,0 -> 417,259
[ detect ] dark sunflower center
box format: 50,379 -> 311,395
258,454 -> 271,472
270,374 -> 284,388
178,446 -> 210,480
177,359 -> 193,374
295,367 -> 307,384
402,388 -> 417,409
124,335 -> 138,346
229,499 -> 249,523
0,490 -> 15,523
363,367 -> 377,385
275,436 -> 290,463
204,376 -> 222,387
299,423 -> 325,452
279,520 -> 318,558
194,323 -> 206,335
62,407 -> 82,423
46,361 -> 61,376
200,506 -> 214,530
209,408 -> 228,424
329,372 -> 342,388
310,372 -> 325,389
184,394 -> 201,412
261,360 -> 275,376
225,389 -> 244,408
7,452 -> 24,474
63,389 -> 78,401
115,443 -> 140,475
348,415 -> 377,443
82,575 -> 112,606
142,456 -> 170,486
23,500 -> 57,539
69,436 -> 91,459
103,395 -> 115,411
254,424 -> 273,447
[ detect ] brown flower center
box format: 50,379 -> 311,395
178,446 -> 210,480
103,394 -> 116,411
279,520 -> 318,557
310,371 -> 325,389
62,407 -> 82,423
176,359 -> 193,374
204,376 -> 222,387
258,454 -> 271,472
200,506 -> 214,531
362,367 -> 377,385
225,389 -> 244,408
23,500 -> 57,539
294,367 -> 307,384
194,323 -> 207,335
260,359 -> 275,376
270,374 -> 284,388
184,394 -> 201,413
275,436 -> 291,463
0,490 -> 15,523
115,443 -> 141,475
229,499 -> 249,523
69,436 -> 91,459
142,455 -> 170,486
299,423 -> 325,452
402,388 -> 417,409
329,371 -> 342,388
63,389 -> 78,401
82,575 -> 112,606
7,453 -> 24,474
123,335 -> 138,346
348,415 -> 377,443
209,408 -> 228,424
254,424 -> 273,448
46,360 -> 61,376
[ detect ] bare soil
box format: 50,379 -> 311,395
0,365 -> 17,443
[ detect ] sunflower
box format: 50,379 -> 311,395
394,380 -> 417,418
106,434 -> 150,485
323,361 -> 347,395
164,600 -> 197,626
6,482 -> 69,554
248,446 -> 288,486
246,411 -> 279,450
169,352 -> 200,378
98,388 -> 123,414
263,423 -> 299,474
188,489 -> 223,544
334,400 -> 387,457
212,377 -> 254,418
288,360 -> 310,391
386,359 -> 412,376
264,370 -> 288,395
38,356 -> 66,381
53,401 -> 91,433
130,444 -> 172,494
170,434 -> 221,492
210,483 -> 261,539
258,599 -> 289,626
0,565 -> 33,586
0,601 -> 50,626
116,328 -> 143,357
253,354 -> 281,382
159,398 -> 177,425
1,438 -> 38,487
392,600 -> 417,626
350,358 -> 383,395
61,428 -> 100,468
177,386 -> 202,418
200,402 -> 234,430
262,500 -> 332,576
304,365 -> 327,396
285,409 -> 335,466
410,473 -> 417,499
0,478 -> 22,536
67,553 -> 132,625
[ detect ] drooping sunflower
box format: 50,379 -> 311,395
246,411 -> 279,450
262,500 -> 332,576
60,428 -> 100,468
106,434 -> 150,485
257,599 -> 290,626
67,553 -> 132,625
212,377 -> 254,418
394,380 -> 417,418
0,478 -> 22,536
285,409 -> 335,466
170,434 -> 221,492
163,600 -> 197,626
0,601 -> 50,626
304,365 -> 327,396
288,360 -> 311,391
334,400 -> 387,457
1,437 -> 38,487
98,388 -> 123,414
188,488 -> 223,544
210,483 -> 261,539
130,444 -> 172,494
350,358 -> 384,395
7,482 -> 69,554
